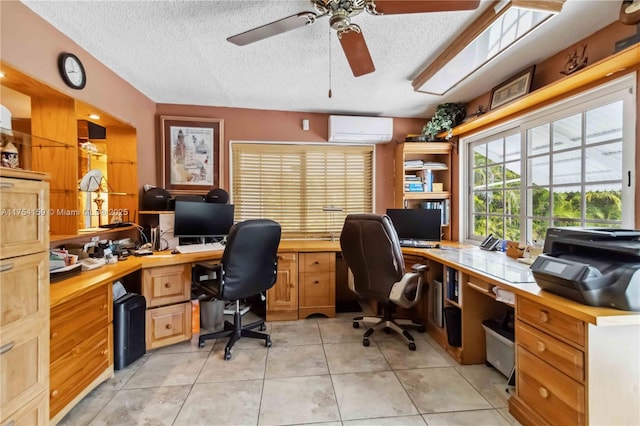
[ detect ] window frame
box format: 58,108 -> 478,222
460,73 -> 636,245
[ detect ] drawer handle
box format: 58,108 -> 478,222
313,261 -> 319,265
51,332 -> 58,339
0,263 -> 14,272
0,341 -> 15,355
538,387 -> 549,399
164,282 -> 171,288
0,182 -> 14,189
314,280 -> 320,284
51,389 -> 59,398
537,341 -> 546,352
539,310 -> 549,322
166,324 -> 173,330
101,349 -> 109,356
5,420 -> 15,426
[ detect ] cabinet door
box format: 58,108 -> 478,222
266,252 -> 298,321
0,253 -> 48,330
0,390 -> 48,426
0,177 -> 49,258
142,264 -> 191,308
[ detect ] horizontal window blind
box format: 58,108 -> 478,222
231,143 -> 373,237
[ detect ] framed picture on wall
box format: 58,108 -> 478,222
159,115 -> 224,194
489,65 -> 536,110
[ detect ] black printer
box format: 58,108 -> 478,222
531,228 -> 640,311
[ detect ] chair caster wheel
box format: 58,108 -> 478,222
198,341 -> 205,348
259,323 -> 266,331
265,337 -> 272,347
384,327 -> 391,334
417,325 -> 426,333
363,338 -> 370,347
408,342 -> 416,351
353,322 -> 360,329
224,348 -> 232,360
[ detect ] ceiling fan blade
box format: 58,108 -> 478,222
338,29 -> 375,77
227,12 -> 320,46
371,0 -> 480,14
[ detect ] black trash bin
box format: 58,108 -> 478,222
444,306 -> 461,347
113,293 -> 146,370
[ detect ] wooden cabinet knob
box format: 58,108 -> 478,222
51,332 -> 58,339
51,389 -> 59,398
101,349 -> 108,356
164,282 -> 171,288
314,280 -> 319,284
537,341 -> 546,352
538,387 -> 549,399
313,261 -> 319,265
166,324 -> 173,330
539,310 -> 549,322
101,304 -> 108,311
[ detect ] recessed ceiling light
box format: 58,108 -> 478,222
89,114 -> 100,120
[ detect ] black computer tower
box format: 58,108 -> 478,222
113,293 -> 146,370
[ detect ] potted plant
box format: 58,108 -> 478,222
421,102 -> 467,140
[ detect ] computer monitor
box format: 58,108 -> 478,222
386,208 -> 442,241
173,200 -> 234,240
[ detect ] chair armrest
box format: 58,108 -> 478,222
411,263 -> 427,273
389,265 -> 427,309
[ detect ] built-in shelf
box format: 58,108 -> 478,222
139,210 -> 174,214
403,191 -> 450,200
441,44 -> 639,138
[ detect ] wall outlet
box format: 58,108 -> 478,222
91,236 -> 100,242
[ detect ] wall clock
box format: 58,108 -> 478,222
58,52 -> 86,89
620,0 -> 640,25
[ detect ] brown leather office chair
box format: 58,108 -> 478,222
340,214 -> 427,350
195,219 -> 281,360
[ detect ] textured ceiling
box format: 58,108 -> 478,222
22,0 -> 619,118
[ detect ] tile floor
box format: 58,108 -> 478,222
59,310 -> 520,426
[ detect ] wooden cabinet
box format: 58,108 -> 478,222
0,170 -> 50,426
49,283 -> 112,422
298,252 -> 335,319
141,264 -> 192,350
267,252 -> 298,321
394,143 -> 452,240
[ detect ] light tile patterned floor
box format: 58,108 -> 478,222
59,309 -> 521,426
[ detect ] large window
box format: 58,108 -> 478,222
465,76 -> 636,244
231,142 -> 373,237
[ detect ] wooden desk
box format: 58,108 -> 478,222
48,242 -> 639,425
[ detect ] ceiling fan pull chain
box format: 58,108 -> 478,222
328,27 -> 333,98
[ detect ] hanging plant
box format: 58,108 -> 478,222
421,102 -> 467,140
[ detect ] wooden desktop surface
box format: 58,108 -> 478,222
50,239 -> 639,325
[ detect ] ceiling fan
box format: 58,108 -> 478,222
227,0 -> 481,77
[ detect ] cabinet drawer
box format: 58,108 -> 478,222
0,390 -> 48,426
0,252 -> 48,329
518,298 -> 585,347
142,265 -> 190,308
0,177 -> 49,259
0,317 -> 49,418
517,346 -> 585,426
49,328 -> 110,418
50,285 -> 109,362
299,253 -> 335,273
516,320 -> 584,382
299,272 -> 335,308
146,302 -> 191,350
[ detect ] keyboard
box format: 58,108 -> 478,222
399,239 -> 440,249
175,242 -> 225,254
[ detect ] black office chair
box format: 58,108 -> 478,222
196,219 -> 281,360
340,214 -> 427,350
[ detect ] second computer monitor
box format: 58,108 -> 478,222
174,200 -> 234,238
386,208 -> 442,241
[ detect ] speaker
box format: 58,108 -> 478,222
142,187 -> 171,210
206,188 -> 229,204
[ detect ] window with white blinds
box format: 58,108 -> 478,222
231,143 -> 374,237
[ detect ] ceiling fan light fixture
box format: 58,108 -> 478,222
413,0 -> 564,96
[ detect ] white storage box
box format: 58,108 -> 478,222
482,322 -> 514,378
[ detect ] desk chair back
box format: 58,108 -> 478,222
340,214 -> 406,303
221,219 -> 281,301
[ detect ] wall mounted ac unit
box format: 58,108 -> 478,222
328,115 -> 393,143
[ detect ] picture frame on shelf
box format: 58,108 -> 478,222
489,65 -> 536,110
159,115 -> 224,195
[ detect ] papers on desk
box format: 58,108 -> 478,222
492,287 -> 515,305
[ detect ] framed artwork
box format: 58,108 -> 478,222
159,116 -> 224,194
489,65 -> 536,110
